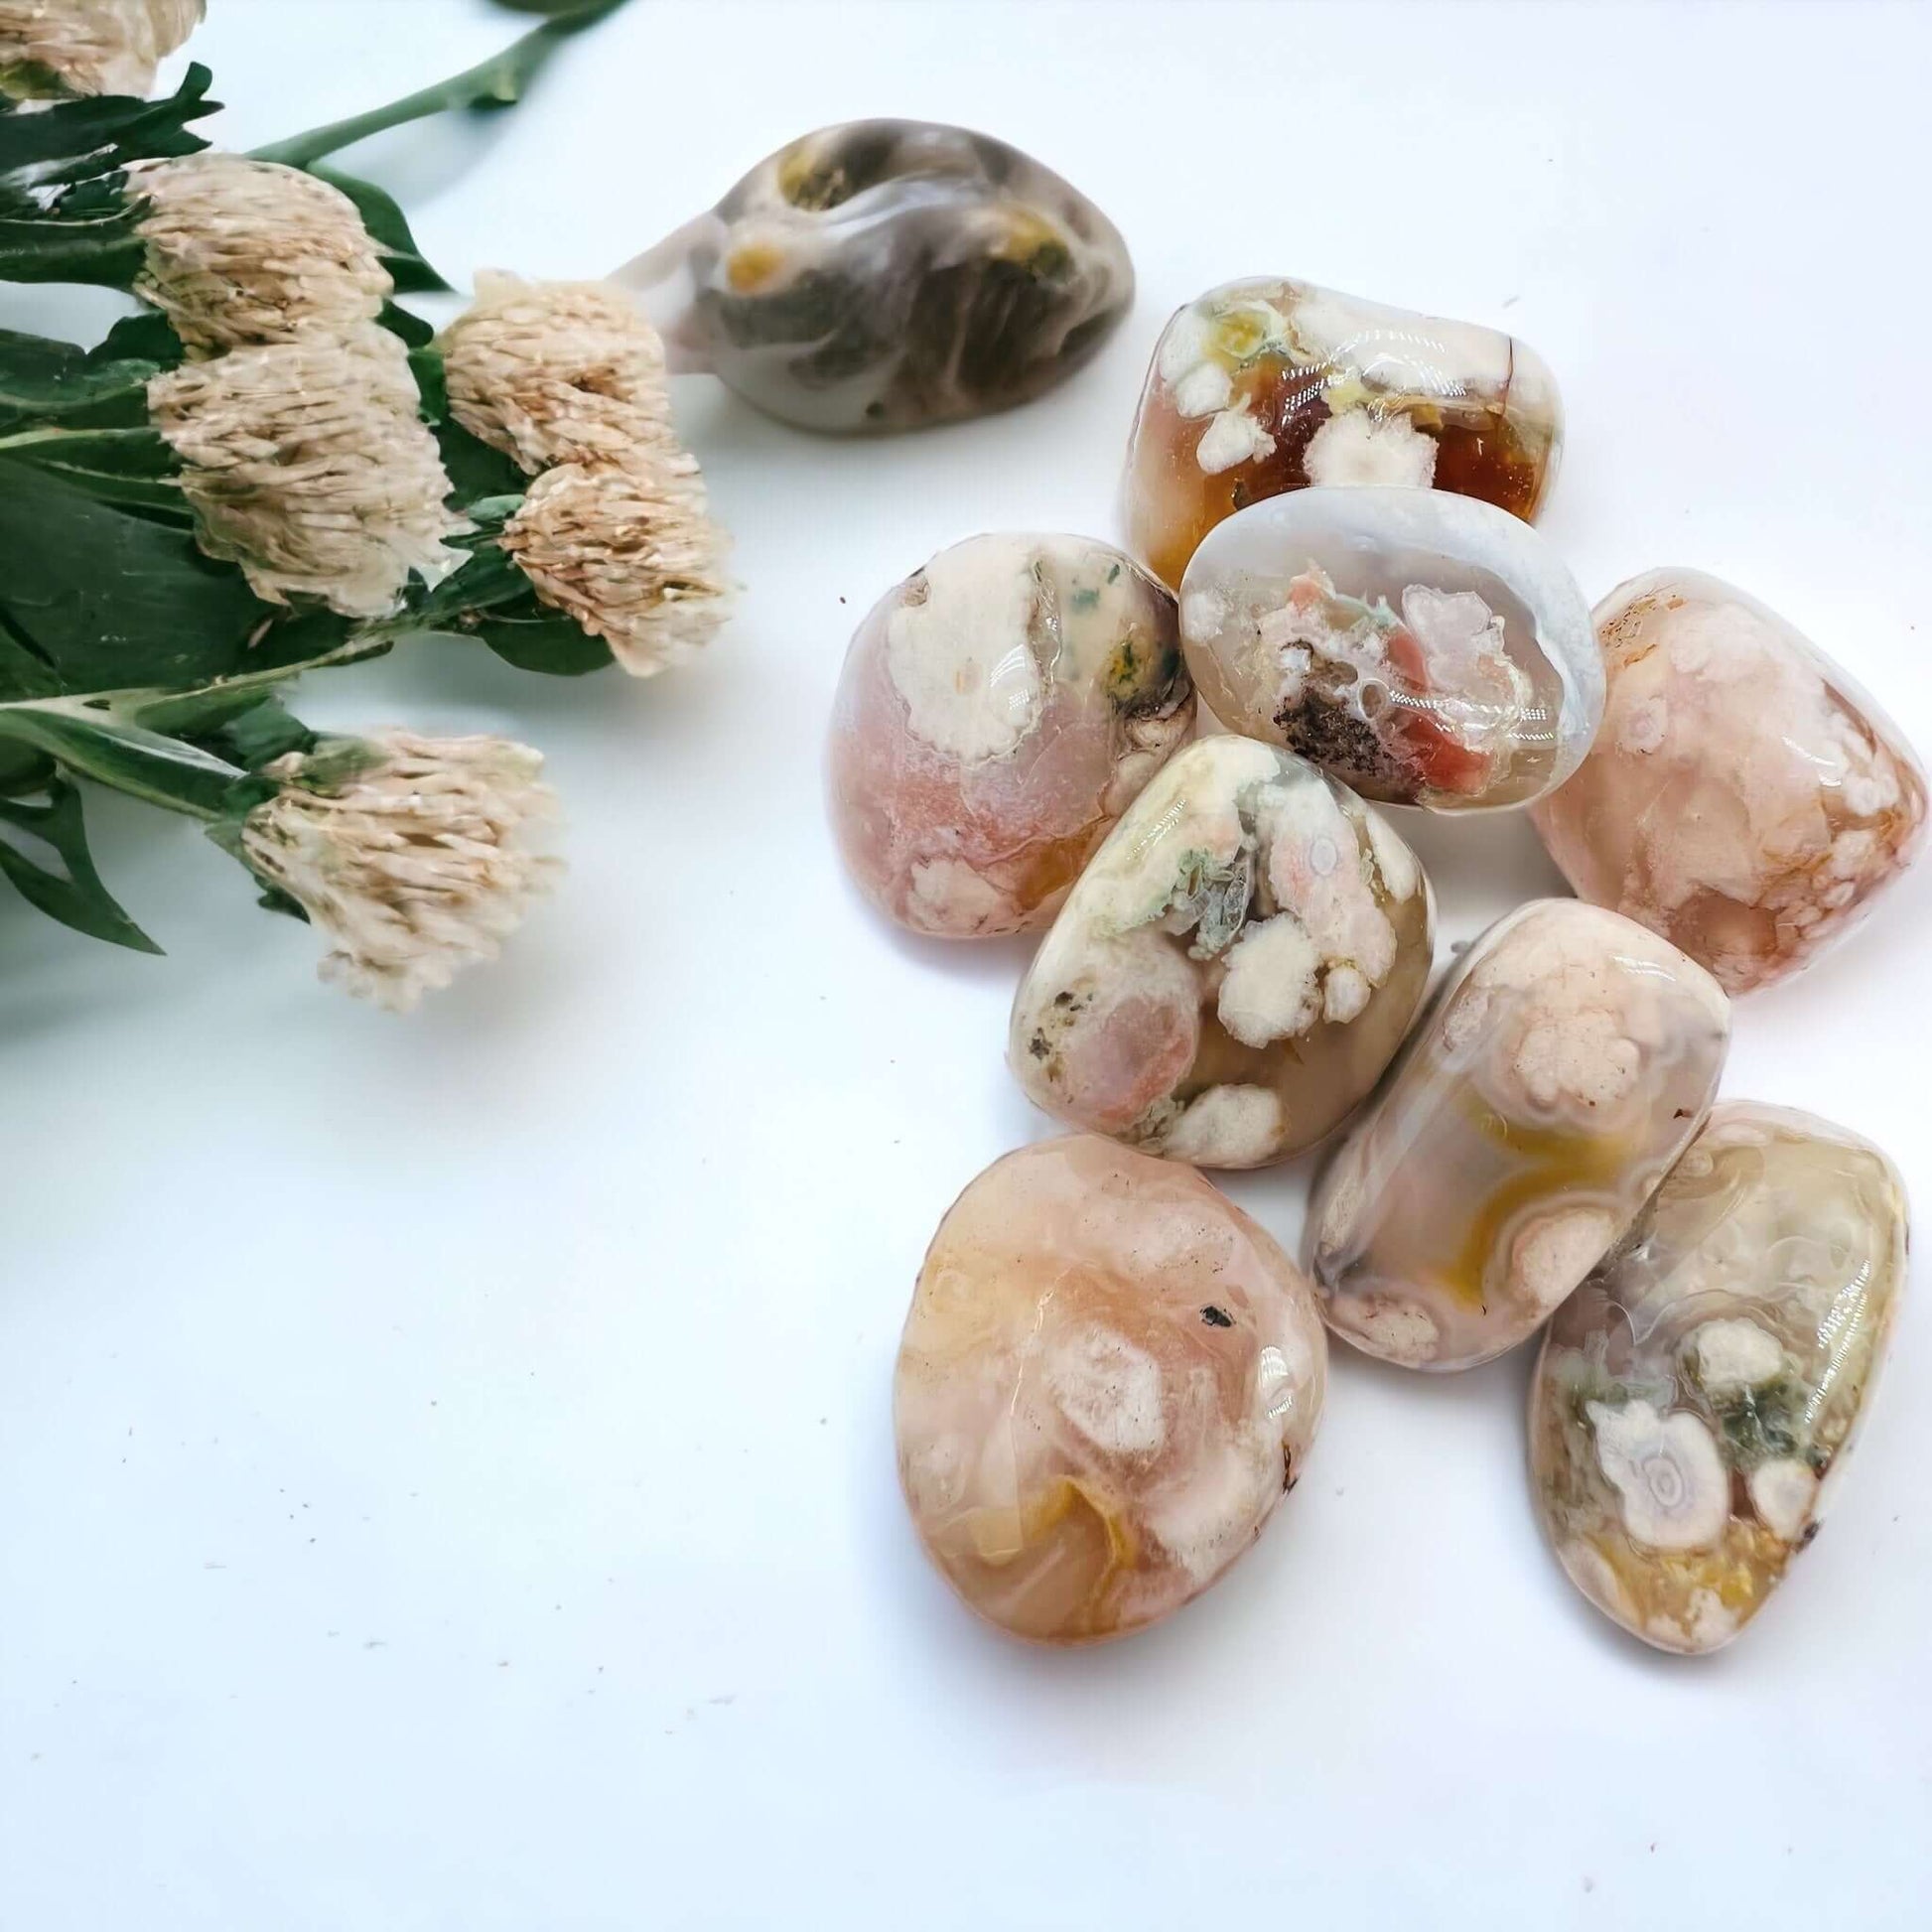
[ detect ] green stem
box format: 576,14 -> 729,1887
249,6 -> 624,169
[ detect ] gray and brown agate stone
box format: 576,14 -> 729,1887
617,119 -> 1133,433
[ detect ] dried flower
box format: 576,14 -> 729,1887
131,152 -> 392,354
0,0 -> 203,98
240,730 -> 560,1012
148,321 -> 464,618
500,451 -> 730,677
439,271 -> 676,474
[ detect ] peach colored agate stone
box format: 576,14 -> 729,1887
828,533 -> 1193,937
894,1136 -> 1326,1643
1308,899 -> 1729,1371
1531,570 -> 1927,992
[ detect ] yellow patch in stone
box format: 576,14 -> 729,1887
726,241 -> 788,293
986,208 -> 1071,271
1213,311 -> 1281,362
1441,1111 -> 1633,1311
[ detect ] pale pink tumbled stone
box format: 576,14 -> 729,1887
1531,570 -> 1927,992
827,533 -> 1193,937
895,1135 -> 1326,1644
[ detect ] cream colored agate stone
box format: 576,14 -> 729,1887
828,534 -> 1192,937
1010,736 -> 1432,1169
1179,488 -> 1599,810
616,120 -> 1133,433
1309,899 -> 1728,1371
1125,277 -> 1563,588
1530,1103 -> 1908,1654
1531,570 -> 1927,993
894,1135 -> 1327,1644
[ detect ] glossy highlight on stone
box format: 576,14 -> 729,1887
1179,488 -> 1599,810
828,534 -> 1192,937
1530,1103 -> 1908,1654
1309,899 -> 1728,1370
616,120 -> 1133,432
1011,736 -> 1432,1168
895,1135 -> 1326,1644
1125,277 -> 1563,587
1531,570 -> 1928,993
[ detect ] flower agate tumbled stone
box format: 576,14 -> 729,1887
1531,571 -> 1927,992
828,534 -> 1192,937
1309,899 -> 1728,1370
1179,488 -> 1599,810
1010,737 -> 1432,1168
616,120 -> 1133,432
1530,1104 -> 1907,1654
1125,277 -> 1563,587
894,1135 -> 1326,1644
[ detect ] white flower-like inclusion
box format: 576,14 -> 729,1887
1586,1399 -> 1729,1551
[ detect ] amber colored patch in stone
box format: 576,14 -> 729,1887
1443,1111 -> 1632,1309
726,241 -> 787,293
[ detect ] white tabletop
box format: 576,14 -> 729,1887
4,3 -> 1929,1926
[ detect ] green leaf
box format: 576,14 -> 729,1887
201,694 -> 317,770
0,457 -> 267,689
305,160 -> 450,295
0,325 -> 171,428
0,67 -> 218,288
478,610 -> 613,676
435,416 -> 527,508
409,344 -> 450,419
0,609 -> 60,703
0,704 -> 243,819
383,301 -> 437,351
0,207 -> 144,286
395,513 -> 615,675
0,773 -> 160,951
0,65 -> 216,197
93,310 -> 187,369
0,426 -> 188,519
491,2 -> 630,15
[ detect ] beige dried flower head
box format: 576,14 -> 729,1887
148,321 -> 463,619
500,450 -> 731,677
439,271 -> 675,474
131,153 -> 392,354
0,0 -> 203,98
241,731 -> 561,1012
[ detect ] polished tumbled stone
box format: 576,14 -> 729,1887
1011,736 -> 1432,1168
828,533 -> 1192,937
1179,487 -> 1598,811
1125,276 -> 1562,587
1529,1103 -> 1908,1653
617,120 -> 1133,432
895,1135 -> 1326,1644
1531,569 -> 1927,992
1308,899 -> 1729,1370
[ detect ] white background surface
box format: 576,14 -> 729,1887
3,2 -> 1930,1926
